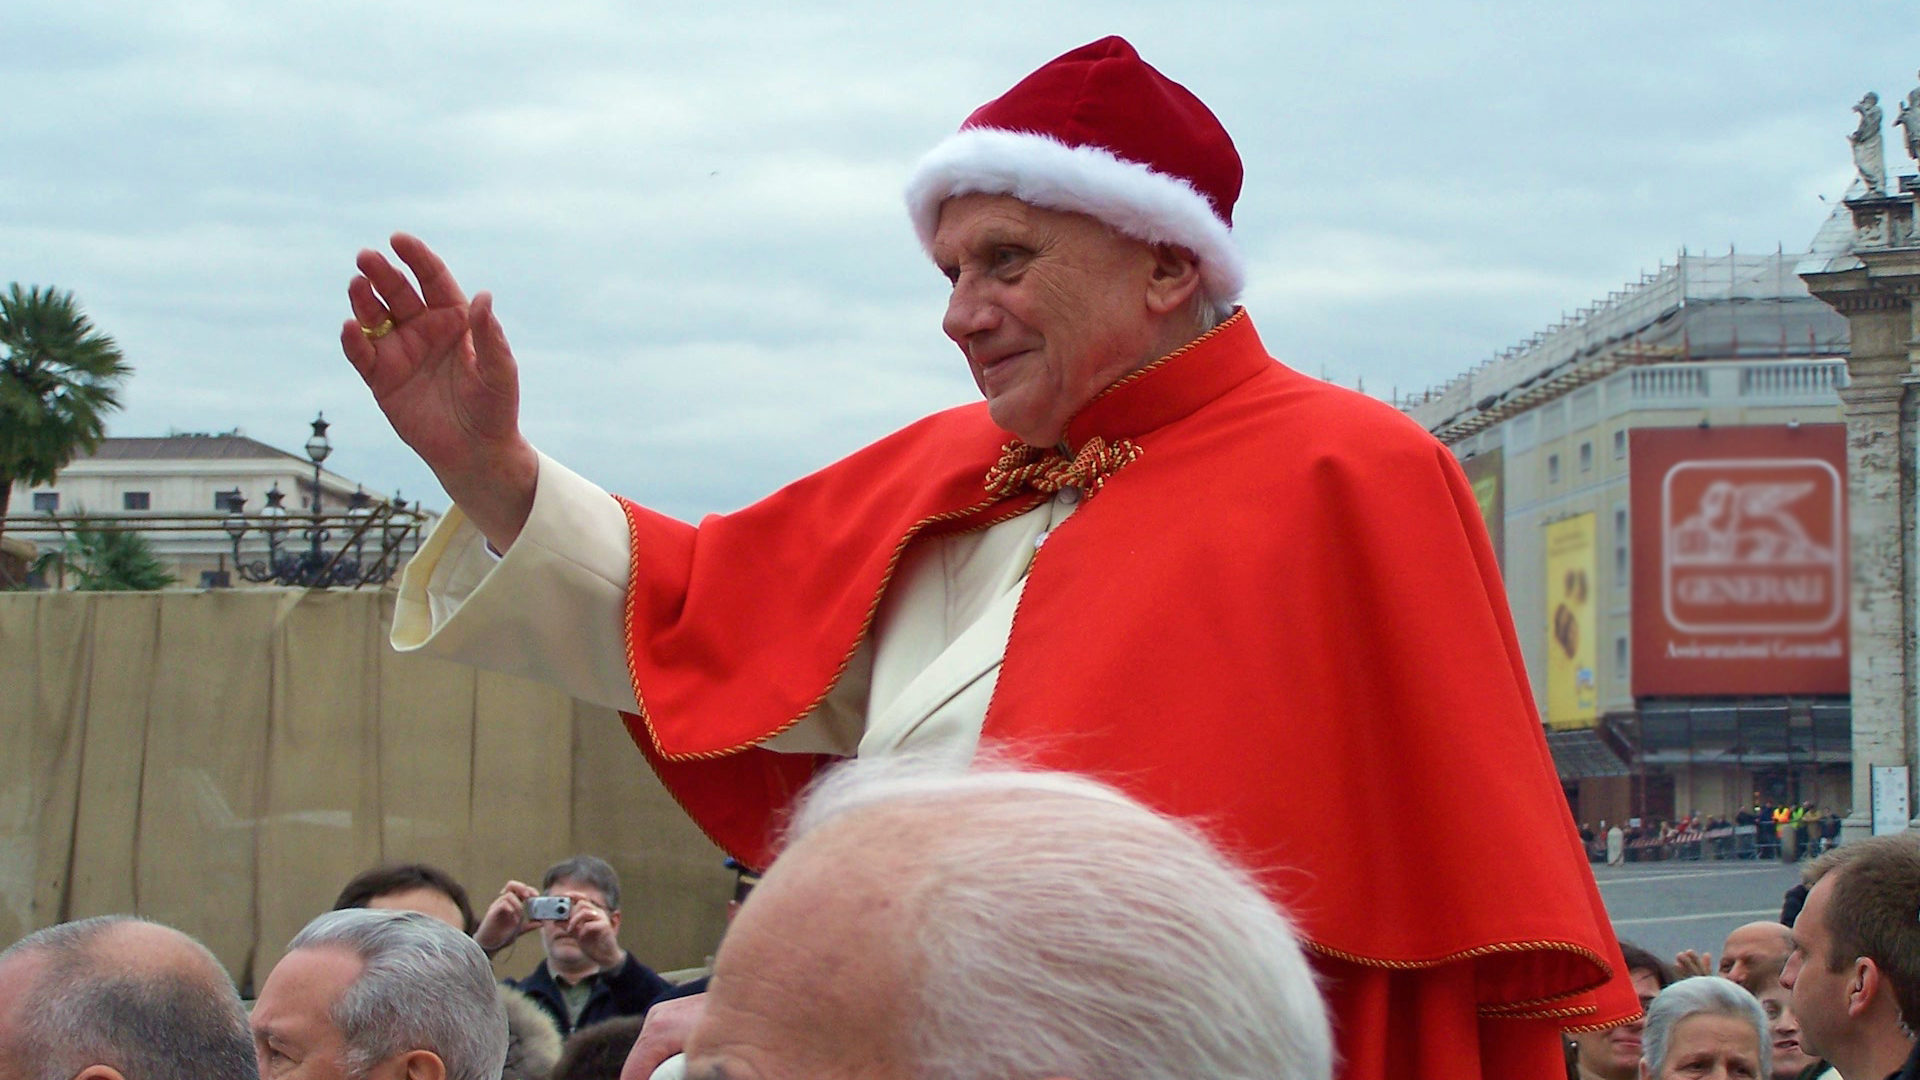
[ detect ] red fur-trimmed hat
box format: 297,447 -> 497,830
906,36 -> 1245,306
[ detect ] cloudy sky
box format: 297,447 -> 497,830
10,2 -> 1914,519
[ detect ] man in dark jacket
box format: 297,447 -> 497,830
475,854 -> 672,1036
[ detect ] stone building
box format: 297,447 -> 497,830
1404,251 -> 1852,829
7,428 -> 433,589
1799,162 -> 1920,839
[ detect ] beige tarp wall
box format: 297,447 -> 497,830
0,589 -> 730,995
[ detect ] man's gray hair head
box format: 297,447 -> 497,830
287,908 -> 509,1080
1640,975 -> 1770,1078
540,854 -> 621,911
0,915 -> 254,1080
786,754 -> 1333,1080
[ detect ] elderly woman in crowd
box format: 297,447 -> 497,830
1639,976 -> 1770,1080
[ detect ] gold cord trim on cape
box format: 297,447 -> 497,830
1305,935 -> 1622,1018
1489,1003 -> 1601,1022
983,436 -> 1143,499
1075,306 -> 1247,410
1563,1010 -> 1648,1033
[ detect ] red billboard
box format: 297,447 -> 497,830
1630,425 -> 1849,696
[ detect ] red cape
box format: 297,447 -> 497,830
617,312 -> 1639,1060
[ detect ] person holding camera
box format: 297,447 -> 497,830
475,854 -> 673,1037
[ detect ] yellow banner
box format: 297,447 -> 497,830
1545,513 -> 1598,729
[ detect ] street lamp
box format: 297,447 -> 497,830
225,415 -> 424,588
348,486 -> 372,564
304,413 -> 332,568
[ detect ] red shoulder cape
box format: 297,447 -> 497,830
616,312 -> 1637,1030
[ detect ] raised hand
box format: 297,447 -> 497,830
341,233 -> 539,549
1672,948 -> 1714,979
474,879 -> 540,953
564,897 -> 628,971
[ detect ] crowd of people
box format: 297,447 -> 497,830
1583,804 -> 1846,865
1566,834 -> 1920,1080
0,757 -> 1333,1080
3,763 -> 1917,1080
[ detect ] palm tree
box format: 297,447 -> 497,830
0,284 -> 130,569
35,520 -> 175,591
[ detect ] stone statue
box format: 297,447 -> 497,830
1852,91 -> 1887,194
1895,73 -> 1920,168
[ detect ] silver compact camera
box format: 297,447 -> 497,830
525,896 -> 572,922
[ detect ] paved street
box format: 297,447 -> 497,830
1591,859 -> 1805,965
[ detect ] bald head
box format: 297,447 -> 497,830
0,916 -> 254,1080
1721,921 -> 1794,993
686,758 -> 1333,1080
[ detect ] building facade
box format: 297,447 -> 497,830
1405,252 -> 1853,829
1799,167 -> 1920,839
7,431 -> 433,588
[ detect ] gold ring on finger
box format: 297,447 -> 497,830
361,317 -> 396,341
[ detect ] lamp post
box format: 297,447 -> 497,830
304,413 -> 332,567
225,414 -> 424,588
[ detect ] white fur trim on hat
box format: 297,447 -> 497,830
906,127 -> 1246,306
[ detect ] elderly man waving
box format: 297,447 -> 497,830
343,37 -> 1636,1079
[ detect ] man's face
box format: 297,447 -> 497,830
1780,875 -> 1847,1061
250,945 -> 363,1080
1720,923 -> 1793,993
1757,985 -> 1815,1080
683,826 -> 914,1080
1570,968 -> 1661,1079
933,193 -> 1165,447
538,879 -> 618,967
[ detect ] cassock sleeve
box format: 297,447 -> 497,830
390,451 -> 641,713
390,451 -> 871,751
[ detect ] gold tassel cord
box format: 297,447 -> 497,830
983,436 -> 1144,499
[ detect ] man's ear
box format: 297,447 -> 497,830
1847,957 -> 1881,1017
399,1049 -> 449,1080
1143,243 -> 1203,316
608,908 -> 623,935
72,1067 -> 127,1080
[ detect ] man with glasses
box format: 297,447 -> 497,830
475,854 -> 673,1037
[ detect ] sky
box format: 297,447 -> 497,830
9,2 -> 1915,520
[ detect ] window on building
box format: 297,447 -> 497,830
213,489 -> 243,512
1614,508 -> 1628,588
1615,636 -> 1628,676
123,491 -> 151,511
1547,454 -> 1561,484
1579,442 -> 1593,472
32,492 -> 59,512
1613,429 -> 1626,459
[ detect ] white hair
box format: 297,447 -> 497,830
288,908 -> 509,1080
1641,976 -> 1770,1078
1187,291 -> 1231,338
787,754 -> 1333,1080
